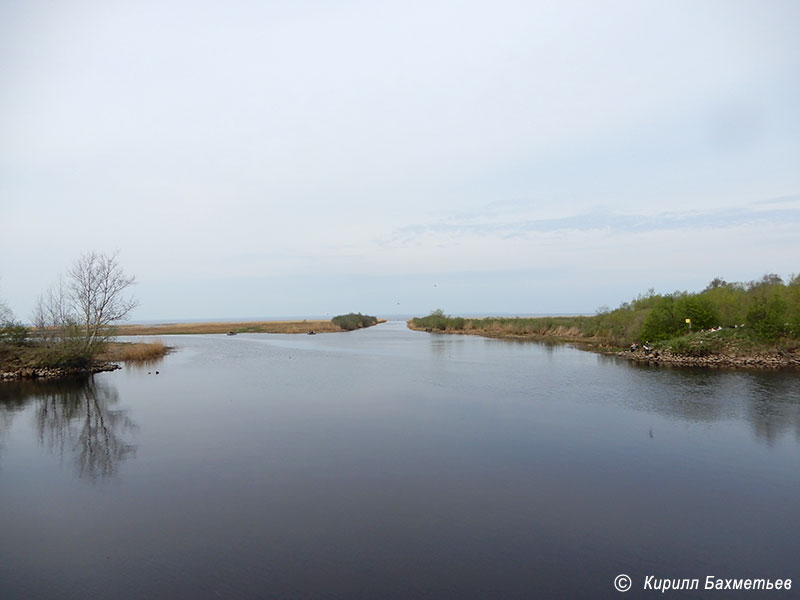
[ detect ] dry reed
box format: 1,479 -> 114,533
115,320 -> 344,336
99,340 -> 170,362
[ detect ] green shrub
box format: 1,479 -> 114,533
412,309 -> 450,331
679,295 -> 719,330
331,313 -> 378,331
668,334 -> 723,357
746,294 -> 788,339
450,317 -> 466,330
640,296 -> 683,341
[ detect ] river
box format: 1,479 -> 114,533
1,321 -> 798,598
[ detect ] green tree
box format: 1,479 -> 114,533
640,296 -> 683,341
678,295 -> 719,330
746,293 -> 788,339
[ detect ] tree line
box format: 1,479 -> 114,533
596,273 -> 800,343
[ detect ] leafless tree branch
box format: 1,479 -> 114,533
67,251 -> 138,350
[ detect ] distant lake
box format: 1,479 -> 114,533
1,321 -> 798,599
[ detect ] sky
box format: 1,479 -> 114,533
1,0 -> 799,321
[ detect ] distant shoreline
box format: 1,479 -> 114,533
116,318 -> 385,336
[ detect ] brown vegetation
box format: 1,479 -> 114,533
98,340 -> 170,362
116,319 -> 348,336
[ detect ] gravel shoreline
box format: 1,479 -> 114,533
617,348 -> 800,369
0,363 -> 121,381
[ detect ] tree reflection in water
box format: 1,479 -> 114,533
39,379 -> 136,479
0,378 -> 137,479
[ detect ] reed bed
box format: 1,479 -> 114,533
116,320 -> 342,336
99,340 -> 170,362
409,314 -> 599,342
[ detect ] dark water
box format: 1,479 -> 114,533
1,321 -> 798,599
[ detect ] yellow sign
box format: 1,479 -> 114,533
685,318 -> 691,323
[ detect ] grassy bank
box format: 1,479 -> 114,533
409,274 -> 800,367
0,340 -> 170,375
408,315 -> 800,368
408,311 -> 612,344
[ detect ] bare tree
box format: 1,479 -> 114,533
66,252 -> 138,351
32,379 -> 137,479
32,277 -> 76,346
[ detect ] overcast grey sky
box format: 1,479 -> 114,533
1,0 -> 798,320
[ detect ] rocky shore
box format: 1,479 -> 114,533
0,363 -> 121,381
617,348 -> 800,369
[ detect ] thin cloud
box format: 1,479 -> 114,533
752,194 -> 800,206
385,200 -> 800,245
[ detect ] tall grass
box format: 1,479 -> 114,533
411,311 -> 597,340
115,320 -> 342,335
99,340 -> 169,362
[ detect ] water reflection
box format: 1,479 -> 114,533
0,378 -> 136,479
1,330 -> 799,599
609,361 -> 800,445
122,359 -> 166,373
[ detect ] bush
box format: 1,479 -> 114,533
679,295 -> 719,330
746,294 -> 788,339
449,317 -> 465,330
412,309 -> 450,331
29,343 -> 94,368
640,296 -> 683,341
668,334 -> 724,357
331,313 -> 378,331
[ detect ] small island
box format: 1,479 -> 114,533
409,275 -> 800,369
115,313 -> 381,336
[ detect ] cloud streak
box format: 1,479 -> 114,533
385,201 -> 800,245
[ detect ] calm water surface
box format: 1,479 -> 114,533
1,321 -> 798,599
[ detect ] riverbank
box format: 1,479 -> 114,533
116,317 -> 385,336
0,362 -> 120,381
407,319 -> 800,370
0,341 -> 170,381
619,347 -> 800,369
406,318 -> 601,345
